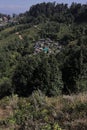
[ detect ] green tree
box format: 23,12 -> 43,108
12,54 -> 63,96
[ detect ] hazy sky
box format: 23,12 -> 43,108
0,0 -> 87,15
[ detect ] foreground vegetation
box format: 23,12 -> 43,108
0,91 -> 87,130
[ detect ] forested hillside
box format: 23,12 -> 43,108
0,2 -> 87,98
0,2 -> 87,130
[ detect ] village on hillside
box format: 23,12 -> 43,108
0,15 -> 18,27
34,38 -> 62,54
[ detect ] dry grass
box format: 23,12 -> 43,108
46,92 -> 87,110
45,92 -> 87,130
46,96 -> 63,110
0,92 -> 87,130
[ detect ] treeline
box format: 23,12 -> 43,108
19,2 -> 87,24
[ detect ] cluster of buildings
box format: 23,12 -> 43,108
34,38 -> 62,54
0,16 -> 8,26
0,16 -> 8,23
0,16 -> 18,27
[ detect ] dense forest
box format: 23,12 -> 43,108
0,2 -> 87,98
0,2 -> 87,130
19,2 -> 87,24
